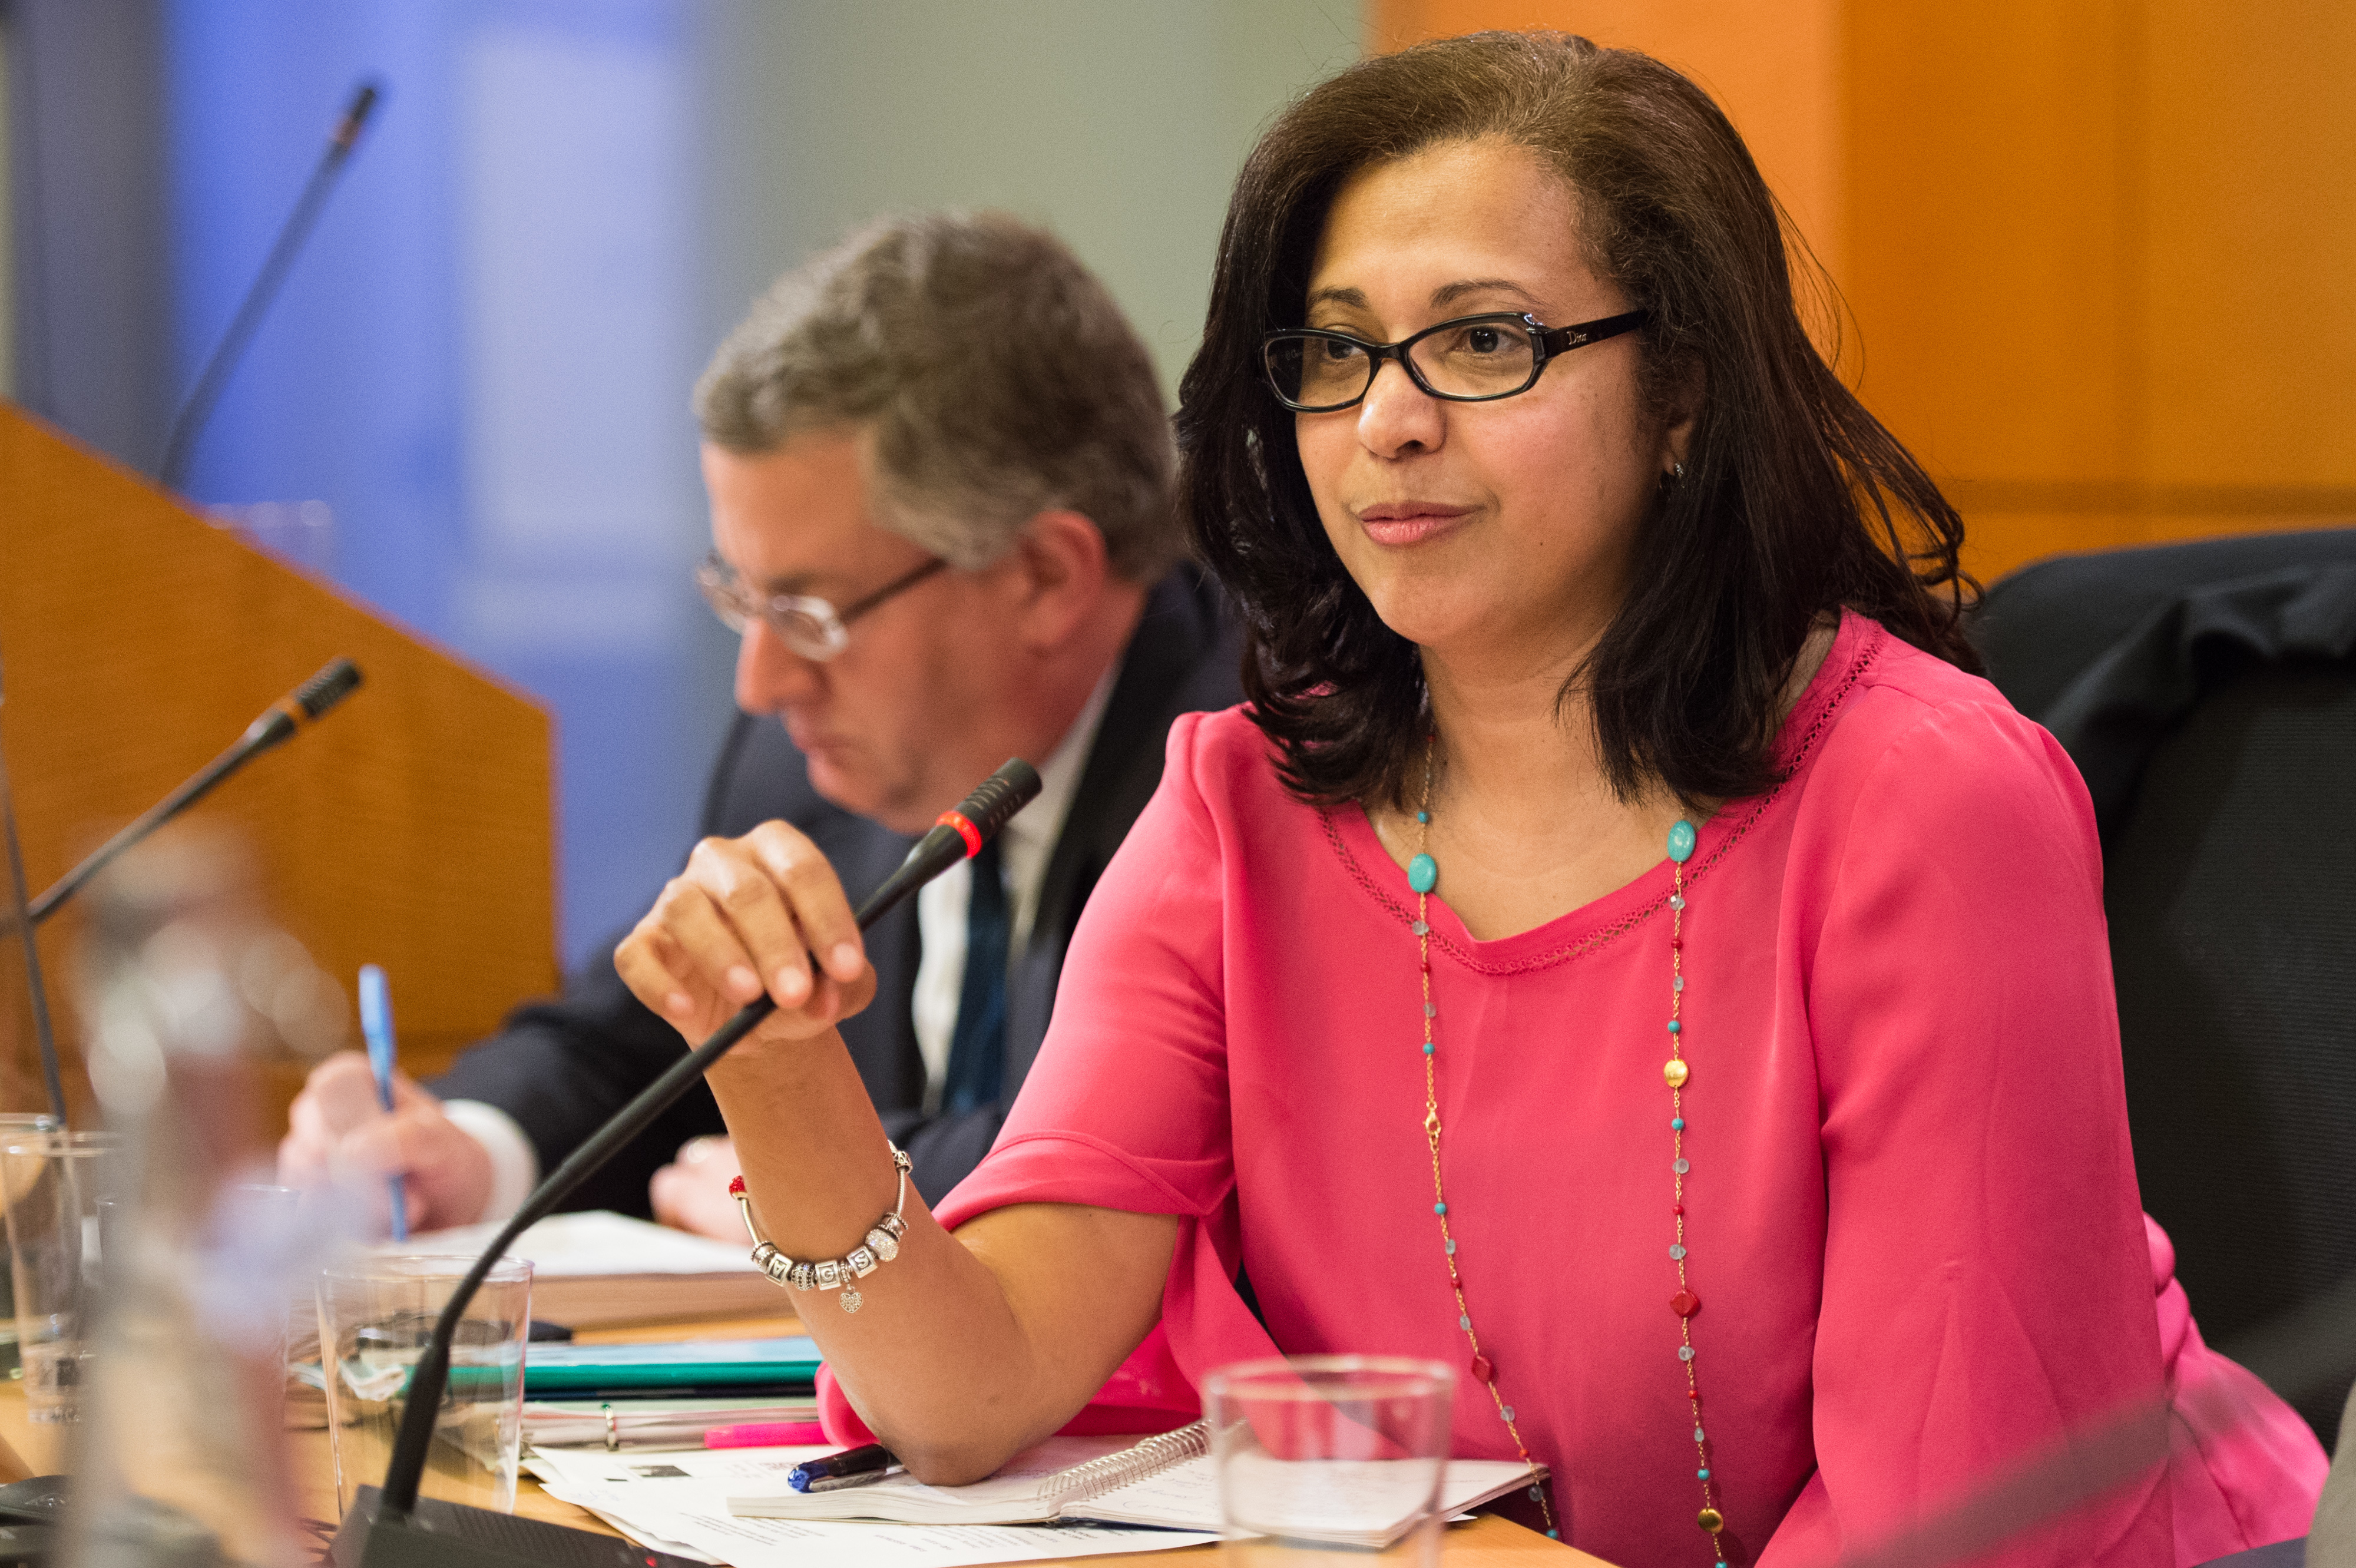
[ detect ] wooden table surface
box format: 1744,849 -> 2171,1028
0,1311 -> 1607,1567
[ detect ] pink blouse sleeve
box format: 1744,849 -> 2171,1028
1762,694 -> 2173,1564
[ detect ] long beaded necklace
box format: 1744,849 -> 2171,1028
1407,735 -> 1729,1565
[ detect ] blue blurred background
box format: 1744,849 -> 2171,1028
3,0 -> 1359,971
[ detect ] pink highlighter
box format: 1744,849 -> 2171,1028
704,1421 -> 829,1450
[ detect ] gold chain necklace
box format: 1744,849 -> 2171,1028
1409,736 -> 1729,1563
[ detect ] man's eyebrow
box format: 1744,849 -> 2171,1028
719,558 -> 819,597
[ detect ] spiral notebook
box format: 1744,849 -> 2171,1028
727,1422 -> 1539,1545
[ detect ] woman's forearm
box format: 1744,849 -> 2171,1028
707,1028 -> 1175,1483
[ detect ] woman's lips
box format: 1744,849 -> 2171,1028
1355,504 -> 1472,546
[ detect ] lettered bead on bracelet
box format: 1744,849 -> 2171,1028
733,1141 -> 915,1312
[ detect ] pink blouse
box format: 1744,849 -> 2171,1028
822,613 -> 2323,1565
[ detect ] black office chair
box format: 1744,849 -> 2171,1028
1970,527 -> 2356,1451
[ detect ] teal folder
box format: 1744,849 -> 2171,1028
521,1336 -> 822,1398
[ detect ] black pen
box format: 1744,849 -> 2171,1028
786,1443 -> 899,1494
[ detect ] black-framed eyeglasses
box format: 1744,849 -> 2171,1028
1260,309 -> 1649,413
694,552 -> 946,661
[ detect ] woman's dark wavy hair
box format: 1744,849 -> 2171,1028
1176,30 -> 1978,809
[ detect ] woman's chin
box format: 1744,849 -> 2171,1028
1365,588 -> 1524,659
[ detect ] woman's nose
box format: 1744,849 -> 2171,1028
1355,356 -> 1445,458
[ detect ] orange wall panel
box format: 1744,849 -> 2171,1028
2136,1 -> 2356,488
1842,0 -> 2137,488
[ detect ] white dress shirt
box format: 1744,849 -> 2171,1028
908,663 -> 1112,1112
449,661 -> 1118,1223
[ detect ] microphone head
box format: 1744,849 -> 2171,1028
862,760 -> 1043,928
957,759 -> 1043,846
294,658 -> 362,719
334,81 -> 383,150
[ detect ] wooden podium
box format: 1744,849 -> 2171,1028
0,403 -> 557,1120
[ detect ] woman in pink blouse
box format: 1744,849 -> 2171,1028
617,31 -> 2321,1567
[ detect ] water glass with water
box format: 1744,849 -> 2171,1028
1206,1355 -> 1457,1567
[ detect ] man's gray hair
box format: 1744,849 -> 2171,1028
693,211 -> 1182,583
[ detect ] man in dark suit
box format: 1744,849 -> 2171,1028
277,212 -> 1239,1233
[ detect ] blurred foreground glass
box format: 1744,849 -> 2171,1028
1,1129 -> 124,1422
1206,1355 -> 1457,1567
317,1255 -> 533,1517
55,825 -> 353,1562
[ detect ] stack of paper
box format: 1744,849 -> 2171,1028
388,1210 -> 780,1326
524,1447 -> 1215,1568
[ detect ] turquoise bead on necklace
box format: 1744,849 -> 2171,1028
1411,729 -> 1727,1562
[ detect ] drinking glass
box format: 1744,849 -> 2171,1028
316,1255 -> 532,1516
1,1129 -> 124,1422
0,1114 -> 59,1377
1206,1355 -> 1457,1567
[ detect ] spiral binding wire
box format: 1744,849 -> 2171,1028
1038,1421 -> 1211,1509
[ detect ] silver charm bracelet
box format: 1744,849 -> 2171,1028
728,1144 -> 912,1314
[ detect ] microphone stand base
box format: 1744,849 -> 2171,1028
330,1486 -> 703,1568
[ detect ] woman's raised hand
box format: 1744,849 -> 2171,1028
616,821 -> 876,1046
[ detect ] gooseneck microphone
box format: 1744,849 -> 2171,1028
27,659 -> 363,928
338,759 -> 1041,1567
155,80 -> 383,492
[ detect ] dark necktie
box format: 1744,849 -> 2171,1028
942,836 -> 1009,1115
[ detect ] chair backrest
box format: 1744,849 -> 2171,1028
1973,528 -> 2356,1445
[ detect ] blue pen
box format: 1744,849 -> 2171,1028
786,1443 -> 898,1493
356,964 -> 409,1242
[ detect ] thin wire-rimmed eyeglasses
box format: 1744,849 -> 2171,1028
1261,309 -> 1650,413
694,552 -> 946,661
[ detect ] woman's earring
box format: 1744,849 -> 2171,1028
1670,461 -> 1686,482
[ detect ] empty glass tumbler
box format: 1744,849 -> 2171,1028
2,1129 -> 124,1423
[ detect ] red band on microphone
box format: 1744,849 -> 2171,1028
937,810 -> 983,859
